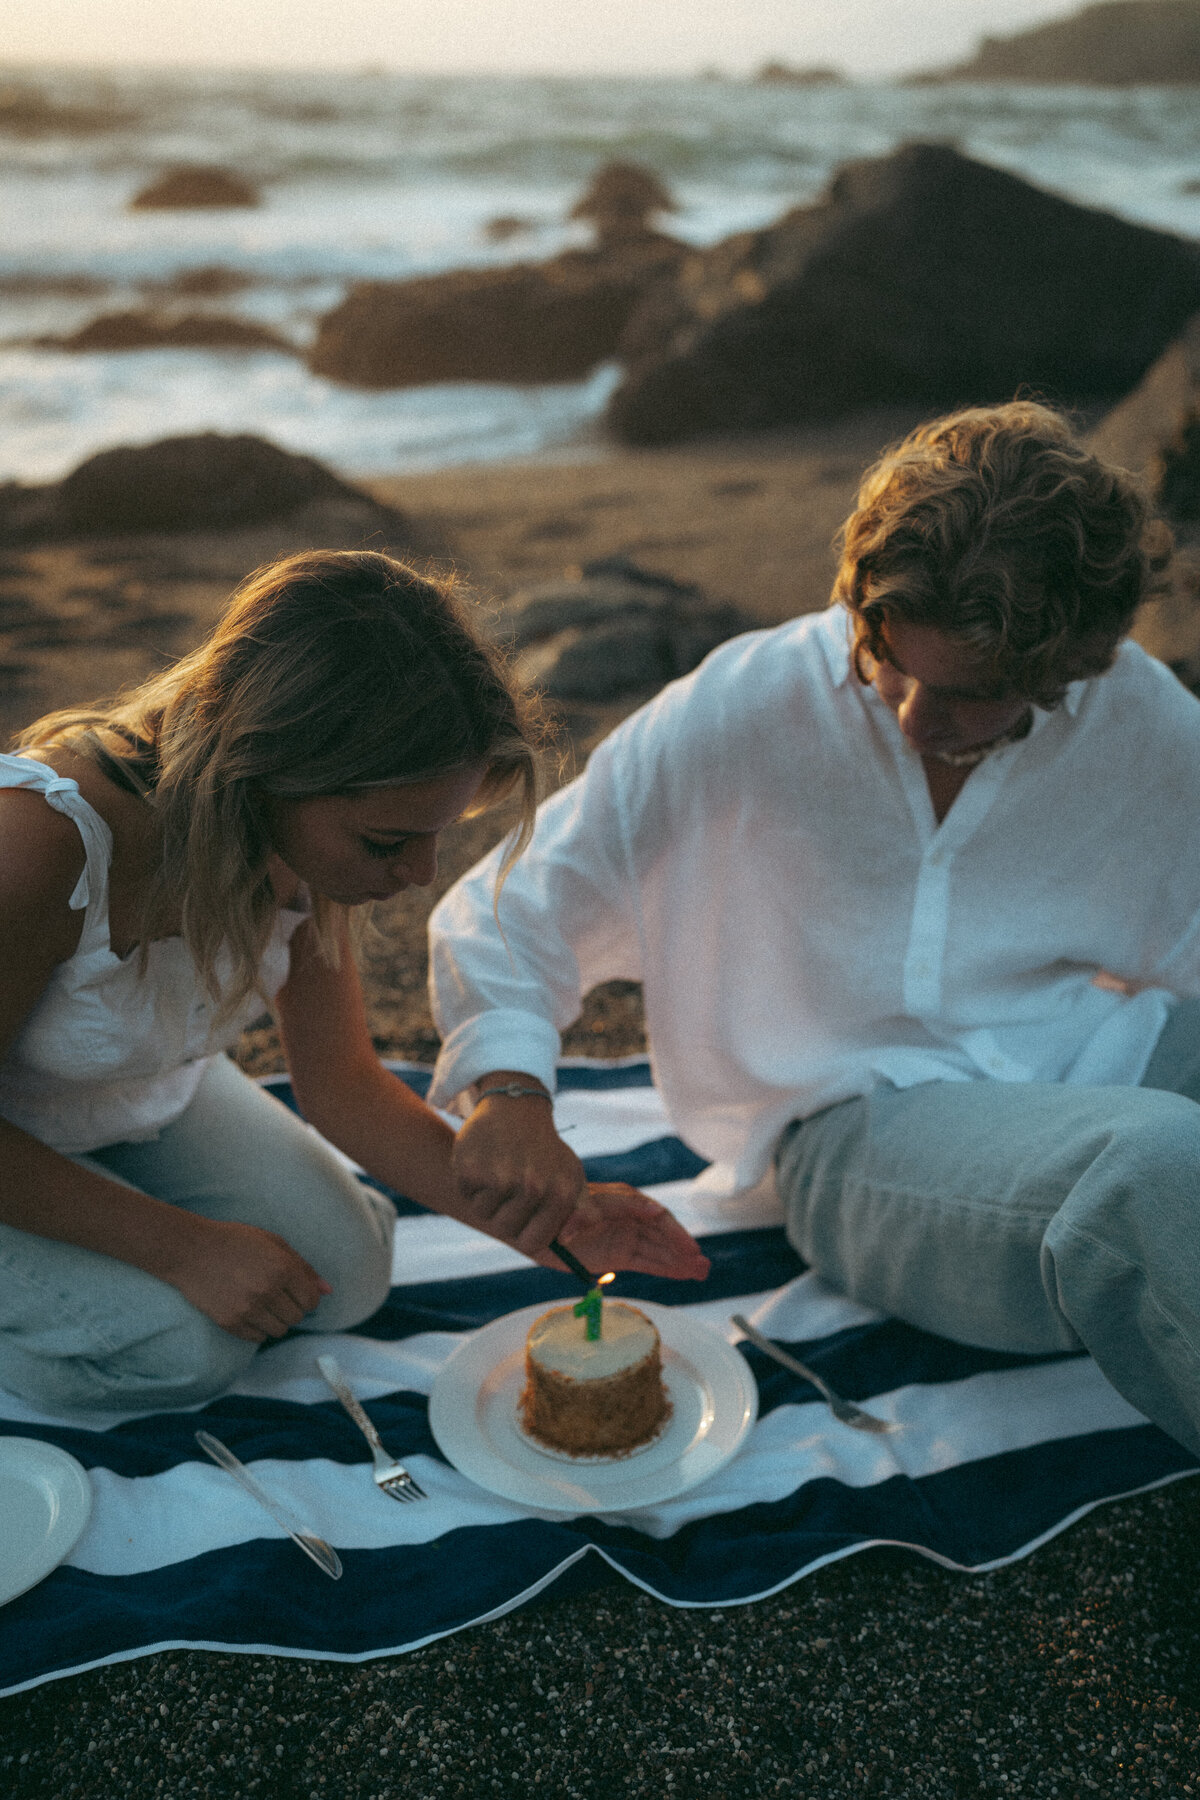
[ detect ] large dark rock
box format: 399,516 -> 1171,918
1090,312 -> 1200,523
499,556 -> 752,701
129,166 -> 260,210
309,241 -> 685,389
608,142 -> 1200,446
1090,314 -> 1200,684
911,0 -> 1200,86
0,433 -> 409,542
39,310 -> 292,354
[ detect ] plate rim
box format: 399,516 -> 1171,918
0,1435 -> 93,1608
429,1300 -> 757,1514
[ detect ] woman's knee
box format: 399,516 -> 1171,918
0,1306 -> 256,1413
300,1179 -> 395,1331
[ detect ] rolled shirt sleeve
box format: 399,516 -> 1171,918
428,727 -> 644,1108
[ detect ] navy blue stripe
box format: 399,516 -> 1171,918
580,1136 -> 708,1184
583,1427 -> 1199,1602
554,1061 -> 654,1090
0,1392 -> 443,1479
0,1522 -> 609,1692
743,1318 -> 1078,1417
5,1428 -> 1194,1695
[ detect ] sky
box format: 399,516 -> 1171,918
3,0 -> 1095,80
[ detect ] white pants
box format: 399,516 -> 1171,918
0,1055 -> 395,1413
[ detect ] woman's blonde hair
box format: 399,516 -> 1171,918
18,549 -> 542,1016
833,400 -> 1170,707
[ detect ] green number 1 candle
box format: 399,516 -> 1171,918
573,1286 -> 604,1341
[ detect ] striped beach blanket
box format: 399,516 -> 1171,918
1,1059 -> 1196,1698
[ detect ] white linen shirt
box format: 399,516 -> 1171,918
428,606 -> 1200,1195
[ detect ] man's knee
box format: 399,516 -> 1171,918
1048,1086 -> 1200,1286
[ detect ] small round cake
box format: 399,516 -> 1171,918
518,1301 -> 671,1457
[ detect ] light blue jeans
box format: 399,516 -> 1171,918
777,999 -> 1200,1458
0,1055 -> 395,1413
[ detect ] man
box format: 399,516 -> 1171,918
427,401 -> 1200,1457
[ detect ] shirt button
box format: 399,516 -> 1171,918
913,958 -> 931,976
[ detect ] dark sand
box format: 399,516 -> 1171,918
2,413 -> 1198,1794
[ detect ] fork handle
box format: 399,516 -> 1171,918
316,1354 -> 387,1454
730,1315 -> 838,1406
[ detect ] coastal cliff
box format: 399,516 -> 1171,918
912,0 -> 1200,85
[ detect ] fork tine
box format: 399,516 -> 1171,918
383,1475 -> 426,1502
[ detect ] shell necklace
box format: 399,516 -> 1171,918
924,710 -> 1034,768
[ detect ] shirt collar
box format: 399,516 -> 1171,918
820,604 -> 856,688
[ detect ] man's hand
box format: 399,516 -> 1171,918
452,1086 -> 585,1259
166,1216 -> 332,1343
542,1184 -> 711,1283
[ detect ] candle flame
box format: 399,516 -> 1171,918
599,1272 -> 616,1286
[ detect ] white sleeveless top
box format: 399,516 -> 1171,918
0,754 -> 308,1155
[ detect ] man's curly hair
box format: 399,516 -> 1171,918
833,400 -> 1171,707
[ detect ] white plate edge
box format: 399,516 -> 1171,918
429,1302 -> 757,1513
0,1436 -> 93,1607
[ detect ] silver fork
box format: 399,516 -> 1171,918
316,1353 -> 427,1501
731,1315 -> 898,1435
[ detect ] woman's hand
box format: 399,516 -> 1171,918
540,1184 -> 711,1282
451,1087 -> 710,1280
166,1216 -> 331,1343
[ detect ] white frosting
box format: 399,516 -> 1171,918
527,1301 -> 658,1379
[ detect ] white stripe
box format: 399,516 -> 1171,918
67,1344 -> 1148,1575
550,1085 -> 677,1157
387,1211 -> 536,1286
610,1356 -> 1150,1539
738,1268 -> 886,1339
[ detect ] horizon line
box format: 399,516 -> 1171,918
0,57 -> 940,84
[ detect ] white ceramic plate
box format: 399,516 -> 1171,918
429,1301 -> 757,1514
0,1436 -> 92,1606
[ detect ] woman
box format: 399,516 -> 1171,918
0,549 -> 705,1414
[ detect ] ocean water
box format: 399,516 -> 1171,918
2,66 -> 1199,483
